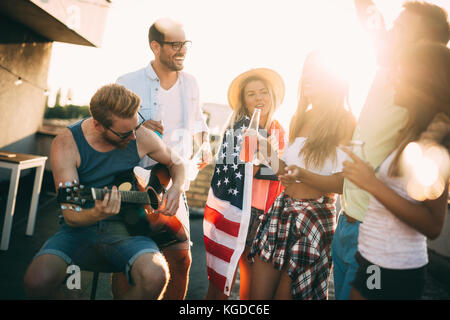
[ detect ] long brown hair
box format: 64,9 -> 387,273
289,51 -> 356,170
389,42 -> 450,176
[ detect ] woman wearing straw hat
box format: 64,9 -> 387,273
204,68 -> 287,300
248,52 -> 356,299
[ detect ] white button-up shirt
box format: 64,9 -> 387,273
117,62 -> 209,169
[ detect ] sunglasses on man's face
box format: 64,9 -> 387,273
106,111 -> 145,140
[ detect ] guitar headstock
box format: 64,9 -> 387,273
57,181 -> 92,211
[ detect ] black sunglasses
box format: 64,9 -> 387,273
106,111 -> 145,140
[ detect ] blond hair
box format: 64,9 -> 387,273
89,84 -> 141,128
289,52 -> 356,170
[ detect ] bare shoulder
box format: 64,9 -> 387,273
50,128 -> 81,188
51,128 -> 79,168
136,126 -> 164,155
136,126 -> 180,166
52,128 -> 77,153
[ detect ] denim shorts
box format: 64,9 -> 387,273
33,220 -> 160,285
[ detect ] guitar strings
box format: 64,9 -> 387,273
97,190 -> 161,206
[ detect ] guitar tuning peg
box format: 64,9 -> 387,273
58,182 -> 63,188
60,204 -> 67,210
73,186 -> 78,191
74,197 -> 79,202
69,205 -> 75,210
75,206 -> 81,212
65,181 -> 72,187
66,196 -> 71,201
73,179 -> 78,185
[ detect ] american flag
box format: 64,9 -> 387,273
203,116 -> 284,296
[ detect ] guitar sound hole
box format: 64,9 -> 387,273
147,189 -> 159,210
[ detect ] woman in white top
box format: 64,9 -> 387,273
341,42 -> 450,300
248,51 -> 355,299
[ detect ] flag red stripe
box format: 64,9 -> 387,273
204,205 -> 240,237
204,235 -> 234,263
265,182 -> 285,213
207,266 -> 227,293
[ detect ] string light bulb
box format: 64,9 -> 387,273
1,64 -> 48,95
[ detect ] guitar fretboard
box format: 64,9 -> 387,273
91,188 -> 151,204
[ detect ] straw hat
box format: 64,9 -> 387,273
227,68 -> 285,110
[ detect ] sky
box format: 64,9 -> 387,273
46,0 -> 450,127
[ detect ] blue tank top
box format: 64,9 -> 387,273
68,119 -> 141,189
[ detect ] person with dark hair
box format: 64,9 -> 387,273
401,1 -> 450,43
332,0 -> 450,300
148,22 -> 165,44
23,84 -> 186,299
114,17 -> 211,300
342,42 -> 450,300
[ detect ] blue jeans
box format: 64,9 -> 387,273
33,220 -> 160,284
331,213 -> 360,300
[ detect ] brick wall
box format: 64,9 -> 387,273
185,163 -> 215,209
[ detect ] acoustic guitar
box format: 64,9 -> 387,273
57,163 -> 189,248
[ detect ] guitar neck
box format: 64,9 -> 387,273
91,188 -> 151,205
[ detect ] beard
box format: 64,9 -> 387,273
160,53 -> 184,71
102,132 -> 129,149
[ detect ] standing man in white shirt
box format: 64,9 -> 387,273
114,17 -> 212,300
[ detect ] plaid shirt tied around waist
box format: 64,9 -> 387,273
249,191 -> 336,300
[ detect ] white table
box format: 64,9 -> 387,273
0,151 -> 47,251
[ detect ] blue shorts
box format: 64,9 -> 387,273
33,220 -> 160,284
331,212 -> 360,300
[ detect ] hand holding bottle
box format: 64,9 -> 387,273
240,109 -> 261,164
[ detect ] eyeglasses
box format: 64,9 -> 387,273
159,40 -> 192,51
106,111 -> 145,140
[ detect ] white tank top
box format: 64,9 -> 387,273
358,151 -> 428,269
281,137 -> 347,176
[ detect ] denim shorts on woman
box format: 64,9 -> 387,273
352,251 -> 427,300
33,220 -> 160,285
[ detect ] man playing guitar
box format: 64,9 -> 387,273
24,84 -> 186,299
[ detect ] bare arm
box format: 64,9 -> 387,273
51,130 -> 121,227
275,118 -> 353,194
355,171 -> 446,239
354,0 -> 386,33
137,127 -> 186,216
341,146 -> 448,239
280,166 -> 344,194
